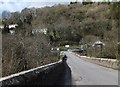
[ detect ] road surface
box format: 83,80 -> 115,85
65,51 -> 118,85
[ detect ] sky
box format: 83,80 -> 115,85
0,0 -> 115,13
0,0 -> 78,13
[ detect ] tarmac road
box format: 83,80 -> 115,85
65,51 -> 118,85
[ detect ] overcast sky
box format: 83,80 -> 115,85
0,0 -> 114,13
0,2 -> 66,13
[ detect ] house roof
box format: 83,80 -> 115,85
92,40 -> 105,47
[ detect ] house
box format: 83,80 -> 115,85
92,40 -> 105,47
32,28 -> 47,34
9,24 -> 18,29
0,24 -> 18,29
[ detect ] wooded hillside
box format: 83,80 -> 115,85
1,2 -> 120,76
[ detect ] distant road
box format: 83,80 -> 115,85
65,51 -> 118,85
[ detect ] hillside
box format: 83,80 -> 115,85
1,2 -> 120,76
18,3 -> 117,58
11,3 -> 116,46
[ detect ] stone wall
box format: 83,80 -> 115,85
0,60 -> 66,86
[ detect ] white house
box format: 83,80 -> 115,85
9,24 -> 18,29
32,28 -> 47,34
0,24 -> 18,29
